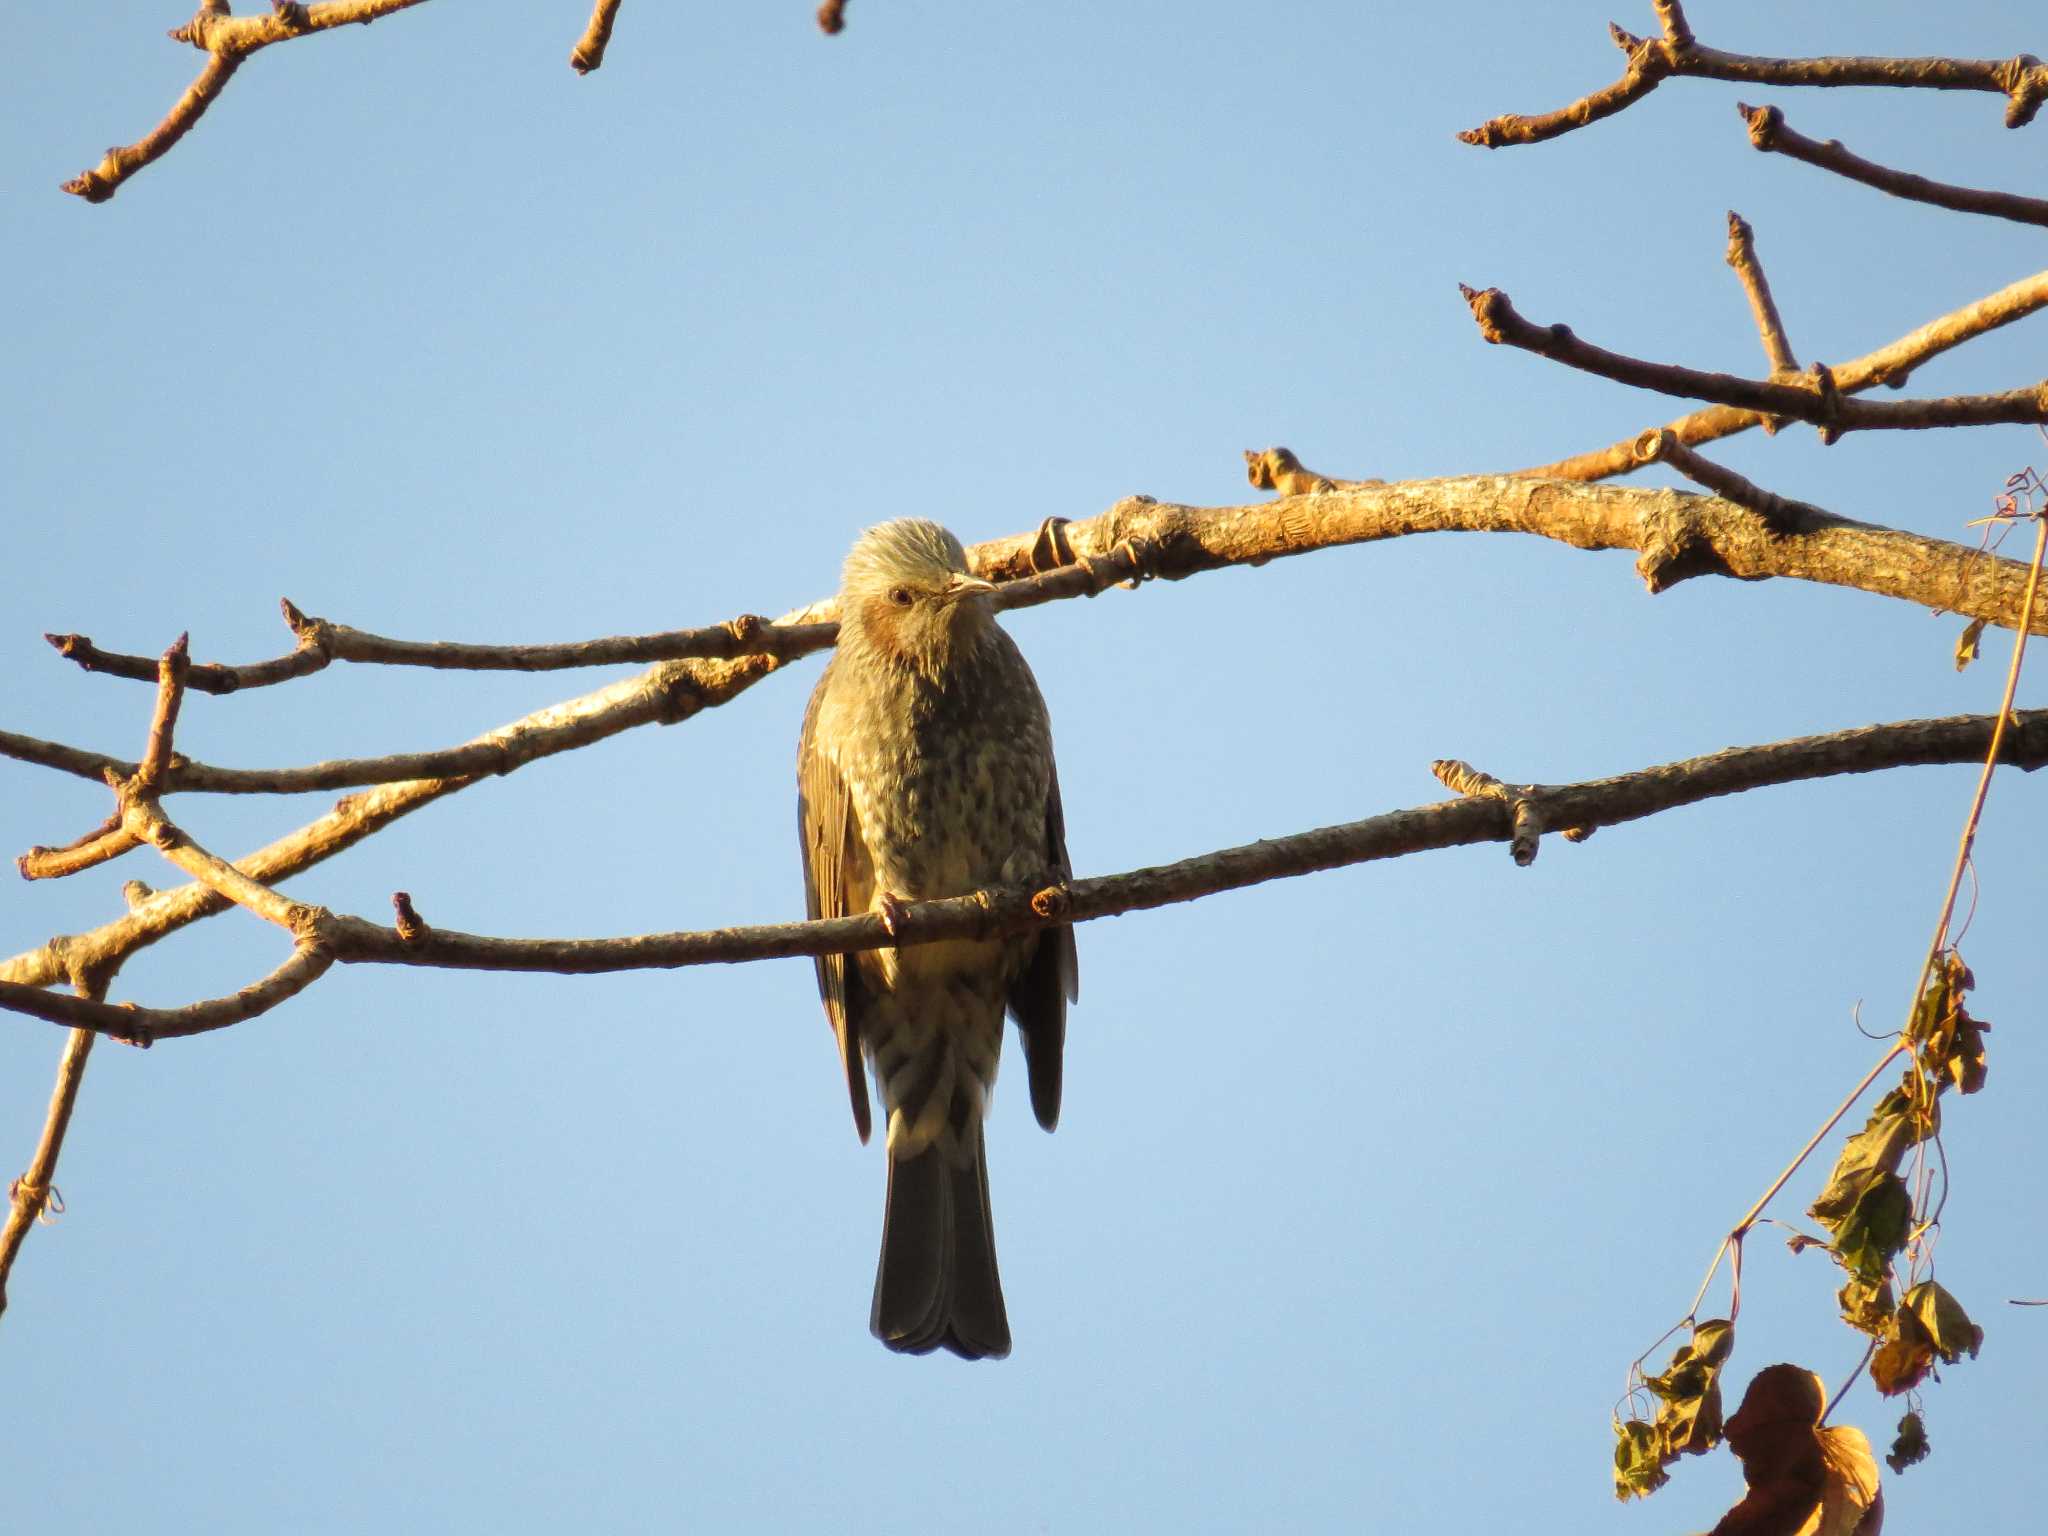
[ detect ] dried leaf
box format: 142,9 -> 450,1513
1902,1281 -> 1983,1364
1612,1415 -> 1670,1501
1886,1411 -> 1929,1474
1815,1424 -> 1884,1536
1810,1087 -> 1923,1224
1837,1275 -> 1896,1336
1869,1306 -> 1935,1396
1954,617 -> 1986,671
1908,955 -> 1988,1095
1942,1009 -> 1989,1095
1614,1320 -> 1735,1500
1832,1173 -> 1912,1284
1712,1364 -> 1884,1536
1871,1282 -> 1980,1397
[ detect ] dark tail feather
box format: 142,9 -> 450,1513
870,1128 -> 1010,1360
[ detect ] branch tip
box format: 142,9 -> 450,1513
1653,0 -> 1694,49
392,891 -> 429,942
1029,885 -> 1071,921
569,0 -> 624,74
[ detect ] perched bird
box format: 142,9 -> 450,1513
797,519 -> 1078,1360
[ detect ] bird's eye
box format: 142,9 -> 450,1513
888,586 -> 914,607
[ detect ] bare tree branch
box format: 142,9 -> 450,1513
0,992 -> 101,1319
64,1 -> 436,204
16,810 -> 138,883
1459,1 -> 2048,147
18,636 -> 193,878
42,598 -> 837,695
1724,212 -> 1800,380
12,480 -> 2048,813
0,950 -> 331,1045
1741,102 -> 2048,230
570,0 -> 625,73
0,649 -> 779,994
1522,268 -> 2048,480
1464,284 -> 2048,443
1632,429 -> 1816,532
38,550 -> 1150,697
9,711 -> 2041,1043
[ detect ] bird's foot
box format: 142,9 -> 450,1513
877,891 -> 912,939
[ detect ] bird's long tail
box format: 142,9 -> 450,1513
871,1124 -> 1009,1360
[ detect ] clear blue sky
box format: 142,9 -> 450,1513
5,3 -> 2044,1531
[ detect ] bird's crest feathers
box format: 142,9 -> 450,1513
842,518 -> 971,599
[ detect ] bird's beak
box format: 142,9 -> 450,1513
940,574 -> 999,606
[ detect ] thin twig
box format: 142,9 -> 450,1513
17,816 -> 141,882
43,599 -> 837,695
1678,1041 -> 1909,1326
1632,428 -> 1816,532
0,981 -> 104,1318
39,552 -> 1145,697
17,636 -> 192,881
1524,269 -> 2048,480
1742,102 -> 2048,230
1724,211 -> 1800,381
1688,509 -> 2046,1426
1461,3 -> 2047,147
1913,513 -> 2047,983
64,0 -> 435,203
1463,283 -> 2048,442
135,634 -> 192,788
0,949 -> 332,1045
0,648 -> 783,994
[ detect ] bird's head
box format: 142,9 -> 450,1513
837,519 -> 999,676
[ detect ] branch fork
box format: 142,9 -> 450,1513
1432,759 -> 1592,866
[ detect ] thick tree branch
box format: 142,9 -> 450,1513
1524,269 -> 2048,480
1463,284 -> 2048,443
989,478 -> 2048,622
1741,102 -> 2048,230
12,482 -> 2048,815
1460,2 -> 2047,147
64,0 -> 435,204
10,712 -> 2042,1043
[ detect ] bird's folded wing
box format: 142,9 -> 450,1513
799,680 -> 875,1143
1008,759 -> 1078,1132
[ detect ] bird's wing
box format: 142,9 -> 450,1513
1008,755 -> 1078,1132
798,674 -> 874,1143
